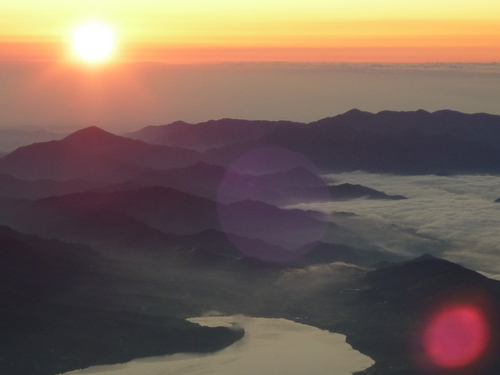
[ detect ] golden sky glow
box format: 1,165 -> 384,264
1,1 -> 499,63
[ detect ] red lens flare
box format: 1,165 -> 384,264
423,305 -> 489,369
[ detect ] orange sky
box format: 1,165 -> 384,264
1,1 -> 499,63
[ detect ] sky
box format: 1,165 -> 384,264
0,1 -> 499,131
2,0 -> 500,63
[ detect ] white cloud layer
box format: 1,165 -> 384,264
288,172 -> 500,276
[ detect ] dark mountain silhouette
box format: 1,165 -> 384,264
8,110 -> 496,183
201,140 -> 264,168
261,125 -> 500,174
133,108 -> 500,162
0,174 -> 108,199
218,199 -> 330,249
0,196 -> 333,267
125,119 -> 300,151
361,254 -> 494,304
329,183 -> 407,200
179,228 -> 309,264
1,301 -> 244,375
96,162 -> 229,200
0,225 -> 100,295
61,126 -> 200,169
99,225 -> 402,267
259,166 -> 325,187
0,126 -> 200,182
216,166 -> 328,205
285,183 -> 407,203
97,163 -> 324,204
327,255 -> 500,375
0,148 -> 148,182
106,227 -> 239,260
313,109 -> 500,150
88,220 -> 299,265
0,225 -> 243,375
196,110 -> 500,174
98,163 -> 402,205
0,187 -> 217,244
0,186 -> 330,250
295,241 -> 405,267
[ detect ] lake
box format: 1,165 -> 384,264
61,316 -> 374,375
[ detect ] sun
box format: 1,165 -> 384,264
73,22 -> 115,62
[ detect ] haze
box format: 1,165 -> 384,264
1,62 -> 500,132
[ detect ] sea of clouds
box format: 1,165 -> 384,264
288,172 -> 500,278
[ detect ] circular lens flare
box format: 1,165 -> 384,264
73,23 -> 114,62
216,147 -> 329,262
423,305 -> 489,369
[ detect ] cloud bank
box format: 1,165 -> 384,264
289,172 -> 500,276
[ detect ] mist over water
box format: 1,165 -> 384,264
61,317 -> 374,375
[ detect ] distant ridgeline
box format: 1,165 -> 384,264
2,109 -> 500,176
125,109 -> 500,175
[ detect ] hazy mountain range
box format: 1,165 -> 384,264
2,109 -> 500,374
128,109 -> 500,174
0,128 -> 66,153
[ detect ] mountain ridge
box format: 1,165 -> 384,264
125,118 -> 303,151
0,126 -> 200,181
320,254 -> 500,375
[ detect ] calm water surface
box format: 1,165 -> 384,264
61,316 -> 374,375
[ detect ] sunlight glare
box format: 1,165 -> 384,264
73,22 -> 115,62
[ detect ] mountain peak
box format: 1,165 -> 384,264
62,126 -> 118,143
342,108 -> 374,117
344,108 -> 365,115
409,253 -> 438,262
365,253 -> 488,290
